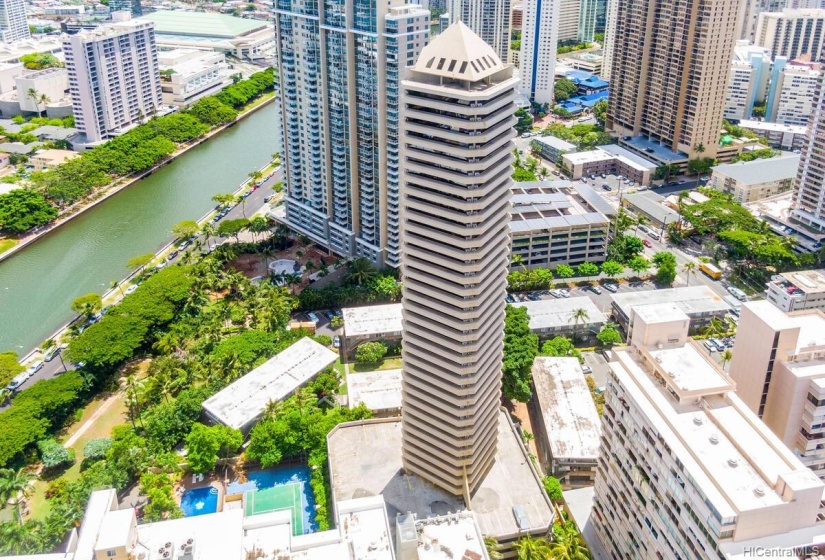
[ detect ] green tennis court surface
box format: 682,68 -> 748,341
245,483 -> 303,535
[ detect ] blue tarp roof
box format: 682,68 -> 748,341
579,76 -> 609,89
561,90 -> 609,109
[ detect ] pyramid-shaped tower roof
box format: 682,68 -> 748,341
411,21 -> 507,82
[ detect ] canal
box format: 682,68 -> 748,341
0,102 -> 278,354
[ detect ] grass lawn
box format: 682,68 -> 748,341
25,361 -> 149,521
240,91 -> 275,115
0,238 -> 17,255
352,356 -> 402,373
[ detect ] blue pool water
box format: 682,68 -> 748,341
226,466 -> 317,533
180,486 -> 219,517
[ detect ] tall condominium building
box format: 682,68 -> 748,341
518,0 -> 559,104
63,15 -> 162,144
274,0 -> 429,267
723,42 -> 772,121
605,0 -> 741,159
767,60 -> 821,125
447,0 -> 511,62
792,61 -> 825,229
755,9 -> 825,59
594,304 -> 825,559
740,0 -> 787,42
0,0 -> 29,43
729,300 -> 825,477
577,0 -> 597,42
399,21 -> 518,497
599,0 -> 618,79
558,0 -> 581,43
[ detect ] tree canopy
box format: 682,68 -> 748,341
553,77 -> 578,102
515,108 -> 534,134
0,352 -> 23,388
502,305 -> 539,402
0,190 -> 57,233
540,123 -> 612,150
184,423 -> 242,474
71,293 -> 102,318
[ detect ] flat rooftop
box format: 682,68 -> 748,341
738,119 -> 808,134
414,511 -> 488,560
342,303 -> 403,337
511,297 -> 607,330
134,509 -> 245,560
613,346 -> 823,519
712,154 -> 800,185
598,144 -> 658,172
346,368 -> 402,412
533,135 -> 576,151
611,285 -> 729,319
563,149 -> 614,165
623,191 -> 680,224
202,337 -> 338,430
633,301 -> 690,324
647,342 -> 735,395
621,135 -> 689,163
510,181 -> 611,232
327,411 -> 554,540
139,10 -> 269,38
532,357 -> 601,460
779,269 -> 825,295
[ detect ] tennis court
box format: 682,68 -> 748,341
244,483 -> 304,535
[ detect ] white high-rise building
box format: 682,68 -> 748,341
0,0 -> 29,43
63,15 -> 162,144
399,21 -> 518,497
600,0 -> 619,79
723,42 -> 771,121
740,0 -> 788,42
275,0 -> 429,267
593,304 -> 825,559
792,60 -> 825,230
767,61 -> 821,126
447,0 -> 511,62
558,0 -> 581,42
518,0 -> 559,104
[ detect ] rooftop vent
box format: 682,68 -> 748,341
728,458 -> 739,468
754,486 -> 765,497
693,415 -> 704,426
709,434 -> 719,445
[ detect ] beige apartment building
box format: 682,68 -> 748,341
729,301 -> 825,477
710,154 -> 799,203
605,0 -> 741,160
766,269 -> 825,312
398,22 -> 519,497
594,302 -> 825,558
755,8 -> 825,60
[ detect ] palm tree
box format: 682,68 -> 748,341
263,399 -> 284,420
26,88 -> 49,118
248,170 -> 264,184
721,349 -> 733,371
201,222 -> 216,251
0,467 -> 34,525
702,317 -> 727,338
484,536 -> 504,560
122,375 -> 145,428
236,194 -> 247,218
682,262 -> 696,286
346,257 -> 377,286
549,522 -> 591,560
511,253 -> 527,271
110,279 -> 124,297
514,535 -> 553,560
570,307 -> 590,326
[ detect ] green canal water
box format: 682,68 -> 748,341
0,102 -> 278,353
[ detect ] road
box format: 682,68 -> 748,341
3,167 -> 285,405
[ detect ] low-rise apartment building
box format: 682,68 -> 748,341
531,357 -> 601,487
737,119 -> 809,151
594,303 -> 825,559
610,285 -> 731,333
562,144 -> 657,184
511,297 -> 607,343
710,154 -> 799,203
510,181 -> 613,270
530,135 -> 576,163
766,269 -> 825,312
730,300 -> 825,477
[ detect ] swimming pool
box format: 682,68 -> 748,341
180,486 -> 219,517
227,466 -> 317,534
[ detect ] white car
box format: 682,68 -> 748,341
25,361 -> 43,378
125,285 -> 138,295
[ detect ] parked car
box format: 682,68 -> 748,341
643,239 -> 653,248
323,310 -> 335,320
587,285 -> 602,295
559,289 -> 570,298
177,240 -> 191,251
333,336 -> 341,349
44,347 -> 60,362
603,283 -> 619,293
601,184 -> 612,191
505,294 -> 516,303
727,286 -> 747,301
703,340 -> 717,352
582,364 -> 593,374
549,289 -> 563,298
264,195 -> 274,203
6,373 -> 28,392
526,293 -> 541,301
125,285 -> 138,295
25,361 -> 44,377
307,312 -> 320,323
638,225 -> 649,234
167,250 -> 179,260
647,230 -> 660,240
710,338 -> 726,352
